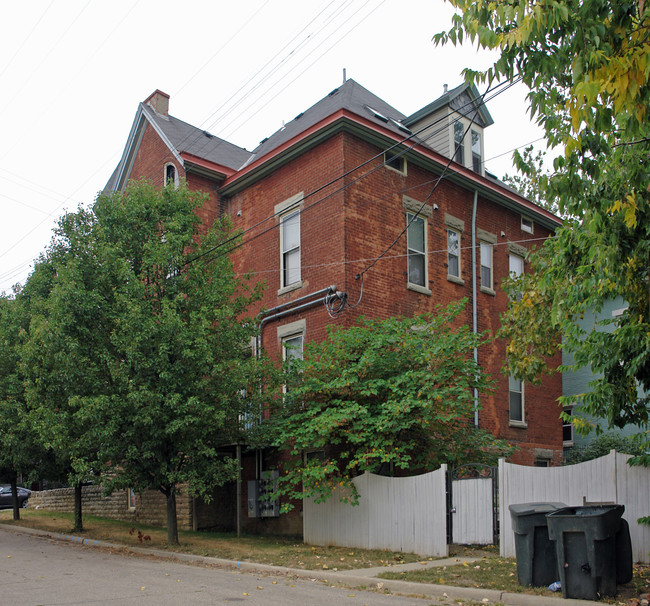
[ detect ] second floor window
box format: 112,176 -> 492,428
407,213 -> 426,287
509,374 -> 525,424
480,242 -> 493,290
281,210 -> 301,287
447,228 -> 460,278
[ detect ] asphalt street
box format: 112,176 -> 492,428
0,529 -> 435,605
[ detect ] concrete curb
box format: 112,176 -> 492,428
0,523 -> 600,606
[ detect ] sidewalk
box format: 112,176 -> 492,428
0,523 -> 599,606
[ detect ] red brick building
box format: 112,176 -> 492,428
107,80 -> 563,534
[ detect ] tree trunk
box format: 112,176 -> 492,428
73,483 -> 83,533
165,487 -> 179,545
10,476 -> 19,521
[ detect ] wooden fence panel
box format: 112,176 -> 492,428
615,452 -> 650,563
500,451 -> 649,563
303,467 -> 448,557
452,477 -> 493,545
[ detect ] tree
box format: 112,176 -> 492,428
269,300 -> 514,510
20,208 -> 123,532
84,182 -> 265,545
0,294 -> 33,520
501,145 -> 559,214
435,0 -> 650,458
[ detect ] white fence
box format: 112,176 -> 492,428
303,451 -> 650,563
500,451 -> 650,562
303,467 -> 449,557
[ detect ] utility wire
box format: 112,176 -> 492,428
187,78 -> 519,268
357,80 -> 502,280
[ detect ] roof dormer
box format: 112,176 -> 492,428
403,83 -> 494,176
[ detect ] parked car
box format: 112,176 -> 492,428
0,485 -> 31,509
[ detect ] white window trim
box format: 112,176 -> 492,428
276,193 -> 303,295
164,162 -> 179,188
279,321 -> 305,395
450,114 -> 484,175
562,406 -> 574,447
406,211 -> 431,295
521,216 -> 534,234
445,214 -> 465,285
478,229 -> 496,295
479,241 -> 495,295
509,375 -> 527,428
471,129 -> 482,174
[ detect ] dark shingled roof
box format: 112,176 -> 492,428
244,79 -> 414,164
142,103 -> 252,169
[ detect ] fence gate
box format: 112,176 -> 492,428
447,464 -> 497,545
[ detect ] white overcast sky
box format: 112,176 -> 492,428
0,0 -> 548,294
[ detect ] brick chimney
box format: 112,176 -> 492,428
144,89 -> 170,116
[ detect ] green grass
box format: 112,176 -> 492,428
379,552 -> 650,603
0,509 -> 421,570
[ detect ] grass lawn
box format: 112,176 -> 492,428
380,548 -> 650,604
0,509 -> 421,571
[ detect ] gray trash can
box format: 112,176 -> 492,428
509,502 -> 566,587
546,504 -> 625,600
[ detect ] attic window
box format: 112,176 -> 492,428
384,150 -> 406,175
521,217 -> 534,234
203,130 -> 213,138
164,163 -> 178,188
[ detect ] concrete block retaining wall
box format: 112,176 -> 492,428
28,485 -> 193,530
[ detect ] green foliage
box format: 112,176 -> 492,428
16,181 -> 267,542
563,432 -> 643,465
269,300 -> 514,510
437,0 -> 650,450
501,145 -> 559,214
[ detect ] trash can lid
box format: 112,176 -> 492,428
509,502 -> 567,516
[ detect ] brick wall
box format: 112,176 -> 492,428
28,485 -> 193,530
226,132 -> 563,464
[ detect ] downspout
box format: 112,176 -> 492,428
241,285 -> 336,526
472,190 -> 479,427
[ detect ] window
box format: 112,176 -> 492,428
384,150 -> 406,174
509,253 -> 524,278
164,163 -> 178,187
278,320 -> 305,373
282,332 -> 303,394
509,253 -> 524,300
480,241 -> 493,290
509,374 -> 525,425
282,333 -> 303,363
276,194 -> 303,293
521,216 -> 534,234
535,459 -> 549,468
447,229 -> 460,279
453,121 -> 464,164
280,211 -> 300,287
563,407 -> 574,445
471,130 -> 482,173
407,213 -> 427,288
